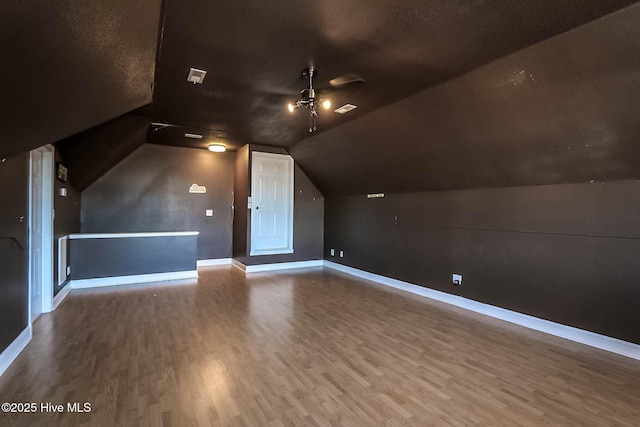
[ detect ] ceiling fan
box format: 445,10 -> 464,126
287,67 -> 363,132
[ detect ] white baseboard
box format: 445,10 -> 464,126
231,259 -> 246,272
69,270 -> 198,290
53,284 -> 72,309
233,259 -> 323,274
197,258 -> 232,267
0,327 -> 32,377
323,261 -> 640,361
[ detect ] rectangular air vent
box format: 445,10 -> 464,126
184,133 -> 203,139
334,104 -> 357,114
187,68 -> 207,84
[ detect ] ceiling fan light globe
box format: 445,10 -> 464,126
322,100 -> 331,109
287,103 -> 295,113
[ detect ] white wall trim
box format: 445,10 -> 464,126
246,260 -> 323,273
69,231 -> 199,239
40,145 -> 54,314
69,270 -> 198,290
27,150 -> 38,323
53,285 -> 72,309
231,259 -> 246,272
233,259 -> 323,274
0,327 -> 32,377
29,145 -> 55,320
323,261 -> 640,361
197,258 -> 232,267
57,236 -> 69,286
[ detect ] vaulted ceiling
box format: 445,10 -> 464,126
290,4 -> 640,194
0,0 -> 161,159
144,0 -> 639,151
4,0 -> 640,194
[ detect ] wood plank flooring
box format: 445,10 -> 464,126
0,266 -> 639,426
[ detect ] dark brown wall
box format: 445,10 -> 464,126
82,144 -> 234,260
53,150 -> 81,295
0,153 -> 30,353
70,235 -> 197,279
0,0 -> 161,159
290,4 -> 640,195
325,180 -> 640,344
233,145 -> 324,265
232,145 -> 250,264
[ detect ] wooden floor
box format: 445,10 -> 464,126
1,266 -> 639,426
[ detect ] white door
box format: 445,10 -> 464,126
250,152 -> 294,255
30,150 -> 43,321
29,145 -> 54,320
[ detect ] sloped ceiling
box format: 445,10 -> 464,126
56,115 -> 151,192
289,4 -> 640,194
0,0 -> 161,159
5,1 -> 640,195
144,0 -> 638,150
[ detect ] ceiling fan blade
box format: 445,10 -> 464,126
328,74 -> 364,87
150,122 -> 181,130
257,86 -> 299,96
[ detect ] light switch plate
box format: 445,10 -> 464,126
205,209 -> 213,217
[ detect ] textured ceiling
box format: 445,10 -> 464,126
290,4 -> 640,194
144,0 -> 639,150
57,115 -> 151,191
0,0 -> 161,159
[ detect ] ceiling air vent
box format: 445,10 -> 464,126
334,104 -> 357,114
184,133 -> 203,139
187,68 -> 207,84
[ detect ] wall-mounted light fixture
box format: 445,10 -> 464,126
208,143 -> 226,152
